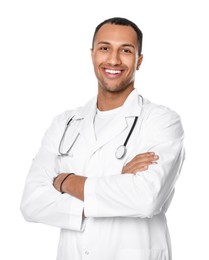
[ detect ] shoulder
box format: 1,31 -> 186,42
52,95 -> 96,126
50,107 -> 82,132
53,109 -> 78,124
41,106 -> 84,150
141,97 -> 184,140
142,97 -> 181,123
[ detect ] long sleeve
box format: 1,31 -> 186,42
84,107 -> 185,218
20,114 -> 84,231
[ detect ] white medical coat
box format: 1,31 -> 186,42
20,89 -> 185,260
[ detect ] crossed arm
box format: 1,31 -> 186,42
53,152 -> 159,201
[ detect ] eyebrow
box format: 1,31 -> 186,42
97,41 -> 110,45
97,41 -> 136,49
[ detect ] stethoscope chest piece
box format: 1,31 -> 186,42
115,116 -> 139,160
115,145 -> 127,160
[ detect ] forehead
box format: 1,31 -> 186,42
94,23 -> 138,47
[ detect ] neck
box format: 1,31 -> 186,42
97,86 -> 134,111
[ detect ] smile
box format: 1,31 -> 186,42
103,68 -> 124,79
105,69 -> 122,75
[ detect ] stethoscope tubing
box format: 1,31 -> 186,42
124,116 -> 138,146
58,116 -> 75,156
115,116 -> 138,159
58,96 -> 143,159
58,115 -> 138,159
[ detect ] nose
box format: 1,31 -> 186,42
107,50 -> 122,66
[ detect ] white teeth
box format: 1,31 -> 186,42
105,69 -> 121,74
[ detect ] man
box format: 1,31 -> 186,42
20,17 -> 185,260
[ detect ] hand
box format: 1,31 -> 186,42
122,152 -> 159,174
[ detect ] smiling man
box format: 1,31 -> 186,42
92,22 -> 143,98
20,17 -> 185,260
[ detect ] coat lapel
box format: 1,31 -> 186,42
75,96 -> 97,150
91,114 -> 128,155
73,89 -> 143,157
91,90 -> 143,154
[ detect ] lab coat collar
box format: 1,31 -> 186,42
120,88 -> 143,118
73,96 -> 97,150
71,89 -> 143,156
73,88 -> 143,120
73,96 -> 97,120
72,89 -> 143,155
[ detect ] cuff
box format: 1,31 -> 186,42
68,196 -> 84,231
83,177 -> 98,217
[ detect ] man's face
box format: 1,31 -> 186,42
91,23 -> 143,93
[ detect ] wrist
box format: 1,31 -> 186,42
64,175 -> 87,201
60,173 -> 75,194
53,173 -> 74,193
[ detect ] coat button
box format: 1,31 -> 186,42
84,250 -> 90,255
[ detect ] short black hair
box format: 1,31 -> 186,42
92,17 -> 143,56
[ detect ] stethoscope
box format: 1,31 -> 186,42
58,115 -> 138,160
115,116 -> 138,159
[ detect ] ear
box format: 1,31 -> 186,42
136,54 -> 143,70
90,48 -> 94,60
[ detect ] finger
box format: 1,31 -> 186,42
126,152 -> 154,164
133,152 -> 155,160
129,165 -> 149,174
129,159 -> 159,174
136,155 -> 159,164
122,153 -> 159,174
135,153 -> 158,160
131,152 -> 158,161
135,165 -> 149,173
124,161 -> 150,174
128,155 -> 159,167
123,158 -> 157,173
136,151 -> 156,157
133,161 -> 153,172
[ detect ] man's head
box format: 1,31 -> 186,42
91,17 -> 143,95
92,17 -> 143,56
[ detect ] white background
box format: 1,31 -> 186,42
0,0 -> 208,259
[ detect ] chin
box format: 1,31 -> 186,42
102,84 -> 133,94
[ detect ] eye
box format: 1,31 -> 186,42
99,46 -> 109,51
121,48 -> 132,54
